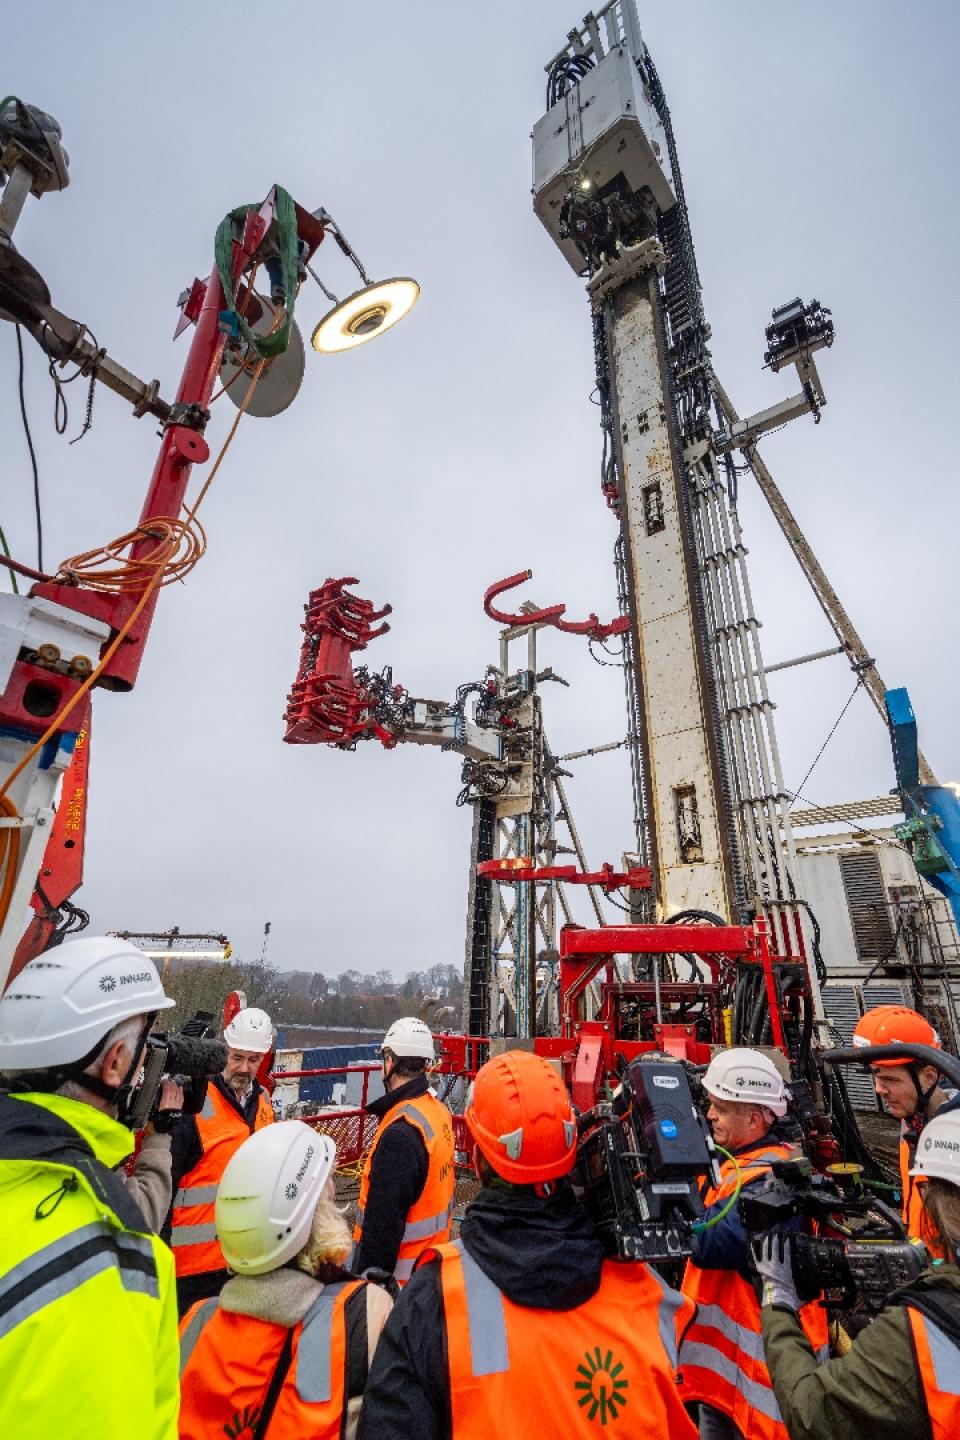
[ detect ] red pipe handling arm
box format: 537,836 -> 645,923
283,577 -> 396,747
483,569 -> 630,642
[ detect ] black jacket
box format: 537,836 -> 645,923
356,1181 -> 605,1440
352,1074 -> 431,1276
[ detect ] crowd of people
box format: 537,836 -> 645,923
0,934 -> 958,1439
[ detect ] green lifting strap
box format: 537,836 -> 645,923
213,185 -> 300,360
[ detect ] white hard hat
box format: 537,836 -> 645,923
0,936 -> 174,1072
216,1120 -> 337,1274
703,1047 -> 788,1117
381,1016 -> 435,1060
223,1007 -> 274,1054
911,1110 -> 960,1184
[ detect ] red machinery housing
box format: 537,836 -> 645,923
433,915 -> 810,1114
536,918 -> 802,1111
283,578 -> 394,747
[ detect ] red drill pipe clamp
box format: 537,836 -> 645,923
284,577 -> 394,747
484,569 -> 631,642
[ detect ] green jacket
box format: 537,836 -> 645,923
0,1091 -> 179,1440
761,1263 -> 960,1440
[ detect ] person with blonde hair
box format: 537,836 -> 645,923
179,1120 -> 392,1440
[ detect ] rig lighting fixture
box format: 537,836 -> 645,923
311,277 -> 420,355
307,207 -> 419,354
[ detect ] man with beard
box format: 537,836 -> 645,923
167,1006 -> 274,1315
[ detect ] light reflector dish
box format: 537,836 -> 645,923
311,277 -> 420,354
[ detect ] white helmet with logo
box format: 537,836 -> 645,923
216,1120 -> 337,1274
0,936 -> 174,1072
911,1109 -> 960,1185
223,1006 -> 274,1054
381,1016 -> 435,1060
702,1047 -> 789,1117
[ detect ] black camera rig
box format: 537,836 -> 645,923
739,1038 -> 960,1312
125,1011 -> 228,1131
740,1155 -> 928,1311
573,1055 -> 720,1262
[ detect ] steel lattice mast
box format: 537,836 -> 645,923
532,1 -> 837,1023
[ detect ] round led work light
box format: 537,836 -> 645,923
311,277 -> 420,354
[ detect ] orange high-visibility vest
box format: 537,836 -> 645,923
353,1091 -> 455,1284
907,1306 -> 960,1440
900,1134 -> 945,1260
171,1083 -> 274,1277
680,1143 -> 830,1440
431,1240 -> 697,1439
177,1278 -> 365,1440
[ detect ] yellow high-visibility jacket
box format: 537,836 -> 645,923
0,1090 -> 179,1440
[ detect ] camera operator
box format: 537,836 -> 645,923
358,1050 -> 698,1440
754,1107 -> 960,1440
679,1049 -> 828,1440
852,1006 -> 960,1253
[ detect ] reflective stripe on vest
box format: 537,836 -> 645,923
0,1220 -> 158,1340
681,1142 -> 828,1440
179,1296 -> 220,1374
909,1308 -> 960,1440
681,1341 -> 782,1422
296,1282 -> 350,1404
173,1184 -> 219,1208
455,1243 -> 509,1375
403,1202 -> 456,1244
353,1189 -> 454,1243
177,1278 -> 364,1440
435,1241 -> 697,1438
646,1256 -> 689,1370
694,1302 -> 766,1362
171,1085 -> 274,1278
353,1092 -> 455,1285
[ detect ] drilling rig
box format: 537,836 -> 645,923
285,3 -> 960,1145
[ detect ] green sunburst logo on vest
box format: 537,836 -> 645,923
574,1347 -> 629,1425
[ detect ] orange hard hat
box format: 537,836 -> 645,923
852,1005 -> 941,1067
465,1049 -> 577,1184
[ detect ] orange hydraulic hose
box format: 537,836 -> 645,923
0,795 -> 20,925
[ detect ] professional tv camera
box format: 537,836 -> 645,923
125,1010 -> 227,1131
739,1155 -> 928,1311
760,1033 -> 960,1313
573,1055 -> 720,1262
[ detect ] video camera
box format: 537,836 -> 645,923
573,1056 -> 720,1262
125,1011 -> 228,1131
740,1156 -> 928,1311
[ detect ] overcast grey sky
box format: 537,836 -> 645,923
3,1 -> 958,977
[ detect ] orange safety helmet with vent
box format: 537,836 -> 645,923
852,1006 -> 941,1065
465,1050 -> 577,1184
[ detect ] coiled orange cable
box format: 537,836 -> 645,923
0,355 -> 266,928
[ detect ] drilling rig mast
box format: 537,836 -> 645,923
529,1 -> 836,1013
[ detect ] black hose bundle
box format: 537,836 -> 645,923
546,52 -> 594,110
